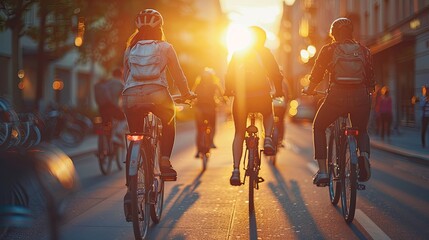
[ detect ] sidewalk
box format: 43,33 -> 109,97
369,127 -> 429,165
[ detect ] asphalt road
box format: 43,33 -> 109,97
3,117 -> 429,240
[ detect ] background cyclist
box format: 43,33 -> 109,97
94,68 -> 127,145
225,26 -> 284,186
302,17 -> 375,186
192,67 -> 225,157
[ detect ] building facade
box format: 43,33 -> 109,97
279,0 -> 429,129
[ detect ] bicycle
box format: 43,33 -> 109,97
125,95 -> 192,239
241,112 -> 265,212
312,91 -> 366,223
94,117 -> 124,175
196,118 -> 213,171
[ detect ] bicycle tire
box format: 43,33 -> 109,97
340,136 -> 357,223
328,128 -> 341,205
270,125 -> 279,165
150,140 -> 164,223
247,144 -> 256,212
130,140 -> 150,239
98,134 -> 113,175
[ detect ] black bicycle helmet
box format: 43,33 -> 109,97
135,9 -> 164,29
329,17 -> 353,40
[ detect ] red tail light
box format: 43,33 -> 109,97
345,129 -> 359,136
127,135 -> 144,141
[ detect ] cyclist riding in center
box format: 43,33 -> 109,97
225,26 -> 284,186
302,17 -> 375,186
94,68 -> 127,145
121,9 -> 195,180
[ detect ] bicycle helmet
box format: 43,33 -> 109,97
135,9 -> 164,29
329,17 -> 353,39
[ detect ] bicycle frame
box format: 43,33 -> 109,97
242,113 -> 264,212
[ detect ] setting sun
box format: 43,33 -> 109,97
225,23 -> 253,60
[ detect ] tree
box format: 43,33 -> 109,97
0,0 -> 36,110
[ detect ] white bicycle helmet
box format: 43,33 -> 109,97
135,9 -> 164,29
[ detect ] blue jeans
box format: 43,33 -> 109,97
122,85 -> 176,158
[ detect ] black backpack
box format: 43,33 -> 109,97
332,43 -> 366,85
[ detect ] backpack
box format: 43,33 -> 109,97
332,43 -> 366,85
128,40 -> 166,80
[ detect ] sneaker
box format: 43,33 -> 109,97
358,156 -> 371,182
312,171 -> 329,187
123,191 -> 131,222
264,137 -> 275,156
160,157 -> 177,181
230,169 -> 241,186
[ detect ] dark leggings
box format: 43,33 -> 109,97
122,85 -> 176,158
313,87 -> 371,159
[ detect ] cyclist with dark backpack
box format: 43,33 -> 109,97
302,18 -> 375,186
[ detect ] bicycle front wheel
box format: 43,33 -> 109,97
328,131 -> 341,205
340,136 -> 358,223
129,141 -> 150,239
98,134 -> 112,175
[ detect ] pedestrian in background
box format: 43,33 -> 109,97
378,85 -> 392,141
412,85 -> 429,148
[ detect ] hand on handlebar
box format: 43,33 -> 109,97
301,87 -> 317,96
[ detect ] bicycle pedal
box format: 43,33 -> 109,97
357,183 -> 366,190
316,183 -> 329,187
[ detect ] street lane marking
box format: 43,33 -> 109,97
307,162 -> 318,174
355,209 -> 391,240
307,163 -> 391,239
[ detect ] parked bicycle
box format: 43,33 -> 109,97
43,104 -> 93,147
124,95 -> 192,239
94,117 -> 124,175
239,112 -> 265,212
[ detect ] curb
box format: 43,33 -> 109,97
371,141 -> 429,166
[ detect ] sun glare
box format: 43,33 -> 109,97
225,23 -> 252,59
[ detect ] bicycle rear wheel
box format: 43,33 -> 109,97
340,136 -> 357,223
98,134 -> 113,175
328,131 -> 341,205
247,147 -> 257,212
129,141 -> 150,239
150,140 -> 164,223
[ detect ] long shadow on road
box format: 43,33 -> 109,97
266,162 -> 324,239
148,172 -> 203,239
